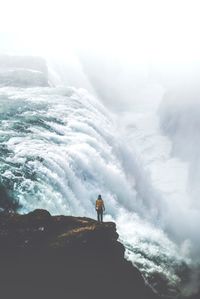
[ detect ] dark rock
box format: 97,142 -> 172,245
0,185 -> 20,212
27,208 -> 51,220
0,209 -> 161,299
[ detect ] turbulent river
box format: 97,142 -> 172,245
0,85 -> 198,297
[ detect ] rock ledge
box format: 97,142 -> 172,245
0,209 -> 160,299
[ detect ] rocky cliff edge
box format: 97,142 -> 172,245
0,209 -> 160,299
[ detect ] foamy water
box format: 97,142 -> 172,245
0,86 -> 198,296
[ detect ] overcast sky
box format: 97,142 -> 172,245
1,0 -> 200,64
1,0 -> 200,111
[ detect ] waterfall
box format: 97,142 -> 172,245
0,84 -> 197,296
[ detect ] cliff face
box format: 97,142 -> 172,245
0,209 -> 160,299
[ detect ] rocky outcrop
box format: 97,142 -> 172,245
0,209 -> 160,299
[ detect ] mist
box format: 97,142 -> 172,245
1,0 -> 200,296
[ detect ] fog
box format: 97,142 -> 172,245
1,0 -> 200,295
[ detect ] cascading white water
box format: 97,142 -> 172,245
0,84 -> 198,296
1,0 -> 200,295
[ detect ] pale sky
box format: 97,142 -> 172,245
0,0 -> 200,65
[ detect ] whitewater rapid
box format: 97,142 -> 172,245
0,85 -> 197,296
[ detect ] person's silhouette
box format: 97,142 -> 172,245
95,194 -> 105,222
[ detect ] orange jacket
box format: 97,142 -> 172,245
96,199 -> 105,210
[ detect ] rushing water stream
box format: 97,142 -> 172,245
0,84 -> 198,297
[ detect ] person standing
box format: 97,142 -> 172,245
95,194 -> 105,222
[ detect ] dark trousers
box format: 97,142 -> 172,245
97,209 -> 103,222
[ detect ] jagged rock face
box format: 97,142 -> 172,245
0,55 -> 49,87
0,209 -> 160,299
